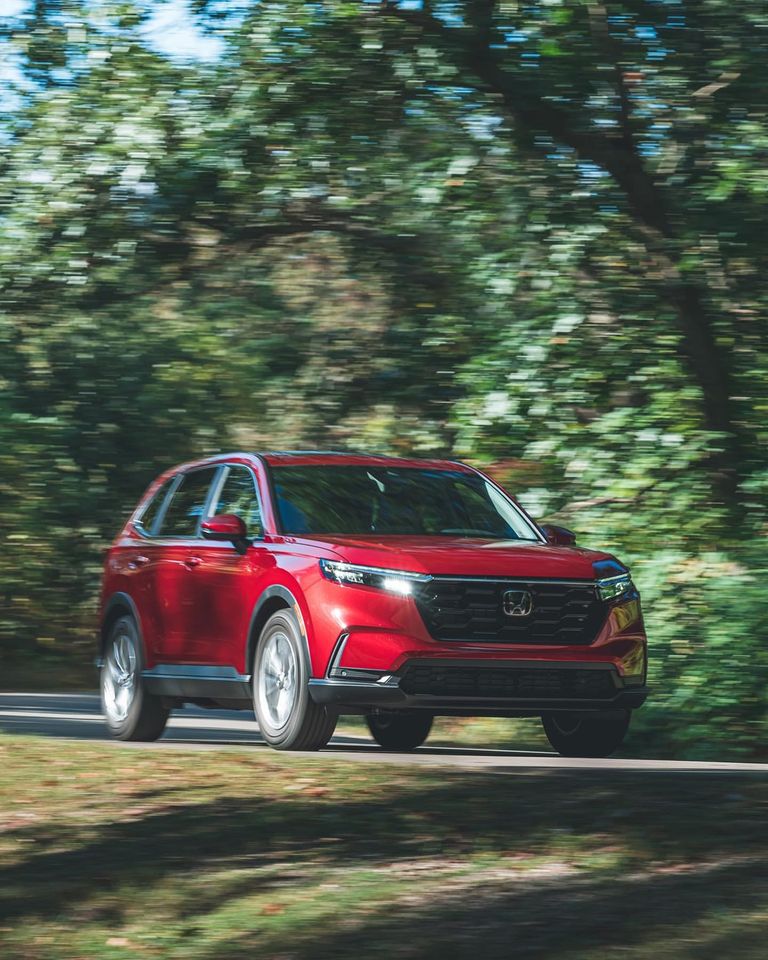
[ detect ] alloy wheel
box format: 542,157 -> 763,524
258,630 -> 298,730
102,628 -> 137,723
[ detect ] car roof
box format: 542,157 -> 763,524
259,450 -> 473,471
163,451 -> 474,475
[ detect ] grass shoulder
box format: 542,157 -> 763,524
1,734 -> 768,959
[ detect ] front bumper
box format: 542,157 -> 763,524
309,659 -> 647,716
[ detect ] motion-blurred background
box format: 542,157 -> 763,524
1,0 -> 766,758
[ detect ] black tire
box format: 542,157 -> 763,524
366,711 -> 433,751
100,615 -> 169,742
541,709 -> 631,758
253,609 -> 337,751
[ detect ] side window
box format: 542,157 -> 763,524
158,468 -> 218,538
212,466 -> 263,537
134,477 -> 173,536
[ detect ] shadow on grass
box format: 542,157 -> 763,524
202,855 -> 768,960
2,766 -> 768,945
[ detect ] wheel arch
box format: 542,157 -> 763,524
247,585 -> 311,678
100,592 -> 144,660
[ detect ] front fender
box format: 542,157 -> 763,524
246,578 -> 317,675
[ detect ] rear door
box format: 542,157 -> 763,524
151,465 -> 221,662
122,475 -> 176,664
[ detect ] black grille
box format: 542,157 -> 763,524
400,664 -> 616,700
413,578 -> 606,645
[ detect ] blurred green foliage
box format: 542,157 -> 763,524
0,1 -> 766,757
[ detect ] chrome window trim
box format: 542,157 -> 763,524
132,472 -> 183,540
133,476 -> 176,538
134,461 -> 267,544
151,465 -> 223,541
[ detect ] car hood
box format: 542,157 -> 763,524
300,535 -> 624,580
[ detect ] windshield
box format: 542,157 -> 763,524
270,465 -> 541,540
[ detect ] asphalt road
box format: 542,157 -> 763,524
2,692 -> 768,775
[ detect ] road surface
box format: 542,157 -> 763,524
2,692 -> 767,775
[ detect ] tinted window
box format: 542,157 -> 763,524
158,468 -> 217,538
135,477 -> 173,536
213,466 -> 262,536
272,466 -> 539,540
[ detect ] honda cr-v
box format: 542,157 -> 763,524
99,451 -> 647,755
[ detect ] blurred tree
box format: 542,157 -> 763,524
0,0 -> 766,754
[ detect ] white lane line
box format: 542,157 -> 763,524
0,710 -> 102,722
0,709 -> 260,731
0,693 -> 100,699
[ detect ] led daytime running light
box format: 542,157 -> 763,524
319,559 -> 430,595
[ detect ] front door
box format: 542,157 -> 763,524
189,464 -> 272,669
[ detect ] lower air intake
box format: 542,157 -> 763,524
399,664 -> 617,700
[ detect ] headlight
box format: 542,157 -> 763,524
319,559 -> 431,595
597,573 -> 634,602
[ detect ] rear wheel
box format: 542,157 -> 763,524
253,609 -> 337,751
366,710 -> 433,751
101,615 -> 169,742
541,709 -> 631,758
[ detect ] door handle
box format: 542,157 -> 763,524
184,556 -> 203,569
128,555 -> 150,570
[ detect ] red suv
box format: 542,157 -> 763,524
99,451 -> 647,756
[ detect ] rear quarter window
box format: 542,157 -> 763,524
134,477 -> 173,536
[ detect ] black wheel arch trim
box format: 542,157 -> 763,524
247,584 -> 312,676
98,592 -> 145,664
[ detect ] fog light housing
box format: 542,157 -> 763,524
620,643 -> 647,685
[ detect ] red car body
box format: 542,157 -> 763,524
99,451 -> 647,727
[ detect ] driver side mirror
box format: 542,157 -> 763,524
539,523 -> 577,546
201,514 -> 250,554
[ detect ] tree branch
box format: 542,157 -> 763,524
377,0 -> 671,235
375,0 -> 740,499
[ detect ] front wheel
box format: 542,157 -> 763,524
101,615 -> 169,742
253,610 -> 337,751
541,709 -> 631,758
366,711 -> 433,751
